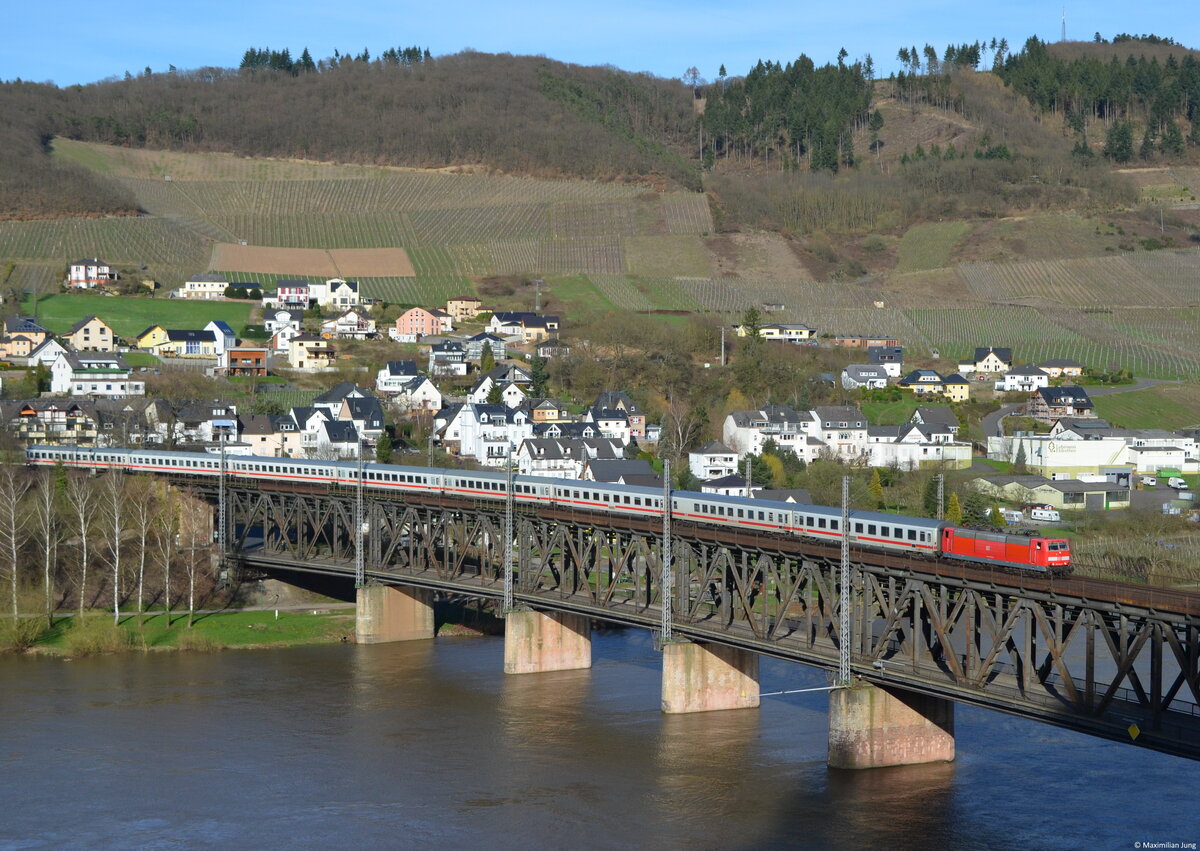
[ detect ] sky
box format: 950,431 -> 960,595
4,0 -> 1199,87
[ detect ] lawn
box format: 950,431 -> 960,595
1092,384 -> 1200,431
860,397 -> 920,425
623,235 -> 711,278
21,294 -> 253,339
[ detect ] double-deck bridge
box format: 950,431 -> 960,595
187,471 -> 1200,766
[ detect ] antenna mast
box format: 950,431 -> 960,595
1061,7 -> 1067,42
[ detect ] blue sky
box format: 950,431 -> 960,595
5,1 -> 1198,87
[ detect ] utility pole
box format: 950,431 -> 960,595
838,475 -> 851,685
427,431 -> 434,469
355,439 -> 365,588
720,326 -> 726,367
661,458 -> 673,644
744,455 -> 752,498
936,473 -> 945,521
217,428 -> 227,570
503,446 -> 514,613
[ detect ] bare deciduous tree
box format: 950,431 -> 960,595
32,469 -> 64,627
177,492 -> 212,628
154,488 -> 179,626
64,473 -> 97,615
125,476 -> 159,626
0,464 -> 32,618
99,471 -> 127,623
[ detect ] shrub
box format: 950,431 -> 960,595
63,615 -> 137,657
0,617 -> 47,652
176,631 -> 220,652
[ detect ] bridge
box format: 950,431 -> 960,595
187,469 -> 1199,767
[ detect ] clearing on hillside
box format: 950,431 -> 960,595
209,244 -> 414,277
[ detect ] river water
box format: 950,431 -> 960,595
1,629 -> 1197,850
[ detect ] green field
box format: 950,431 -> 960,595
860,397 -> 920,425
894,221 -> 971,273
21,294 -> 253,339
1092,384 -> 1200,430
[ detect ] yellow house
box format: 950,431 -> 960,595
137,325 -> 170,350
942,374 -> 971,402
66,315 -> 117,352
288,333 -> 335,369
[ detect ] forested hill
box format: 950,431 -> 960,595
25,52 -> 698,195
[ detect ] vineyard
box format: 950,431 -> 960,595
959,249 -> 1200,308
0,217 -> 207,268
894,221 -> 971,273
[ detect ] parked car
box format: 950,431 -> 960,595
1168,477 -> 1189,490
1141,476 -> 1158,487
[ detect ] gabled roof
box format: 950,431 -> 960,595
314,382 -> 368,405
867,346 -> 903,362
322,420 -> 360,443
1007,365 -> 1049,377
4,316 -> 48,335
899,369 -> 942,384
695,440 -> 734,455
814,406 -> 867,427
186,272 -> 228,282
342,396 -> 385,426
71,257 -> 108,266
942,373 -> 970,385
911,406 -> 959,429
702,474 -> 750,489
66,315 -> 109,335
1038,358 -> 1084,368
593,391 -> 642,414
973,346 -> 1013,363
206,320 -> 235,336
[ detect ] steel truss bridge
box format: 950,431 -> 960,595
197,476 -> 1200,761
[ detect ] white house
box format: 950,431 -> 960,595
376,361 -> 420,394
446,404 -> 534,466
25,338 -> 69,367
50,352 -> 144,398
68,258 -> 115,289
179,273 -> 229,300
309,279 -> 360,309
468,375 -> 527,408
321,308 -> 376,340
204,320 -> 237,356
867,346 -> 904,378
841,364 -> 889,390
515,437 -> 624,479
997,365 -> 1050,393
689,440 -> 738,481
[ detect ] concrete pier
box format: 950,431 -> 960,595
503,609 -> 592,674
828,682 -> 955,769
661,641 -> 760,714
355,584 -> 435,644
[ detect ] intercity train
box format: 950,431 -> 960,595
26,445 -> 1072,574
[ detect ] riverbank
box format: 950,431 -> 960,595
1,598 -> 505,657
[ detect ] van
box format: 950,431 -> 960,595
1141,476 -> 1157,487
1030,508 -> 1061,523
1168,477 -> 1189,490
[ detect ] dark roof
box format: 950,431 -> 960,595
383,360 -> 419,376
899,369 -> 942,384
71,258 -> 108,266
163,329 -> 216,343
1036,385 -> 1094,407
1038,359 -> 1084,368
342,396 -> 384,427
4,316 -> 48,335
586,459 -> 655,483
814,406 -> 867,427
973,346 -> 1013,363
277,279 -> 311,287
314,382 -> 368,404
696,440 -> 734,455
942,374 -> 970,385
67,315 -> 106,335
1007,365 -> 1049,376
867,346 -> 903,362
322,420 -> 360,443
703,474 -> 750,489
911,406 -> 959,429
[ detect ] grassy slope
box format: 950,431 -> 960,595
22,293 -> 253,338
1092,384 -> 1200,430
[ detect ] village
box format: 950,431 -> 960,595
0,259 -> 1196,523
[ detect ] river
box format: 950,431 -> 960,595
1,630 -> 1197,849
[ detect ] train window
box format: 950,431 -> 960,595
908,529 -> 917,541
854,523 -> 863,533
759,511 -> 765,520
624,496 -> 631,504
817,518 -> 827,529
868,524 -> 876,535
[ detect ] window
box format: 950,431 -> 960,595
908,529 -> 917,541
868,524 -> 877,535
854,522 -> 863,533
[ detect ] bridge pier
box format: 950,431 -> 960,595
503,609 -> 592,674
828,682 -> 955,769
355,584 -> 435,644
661,640 -> 760,714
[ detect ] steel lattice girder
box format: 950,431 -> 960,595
225,484 -> 1200,759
